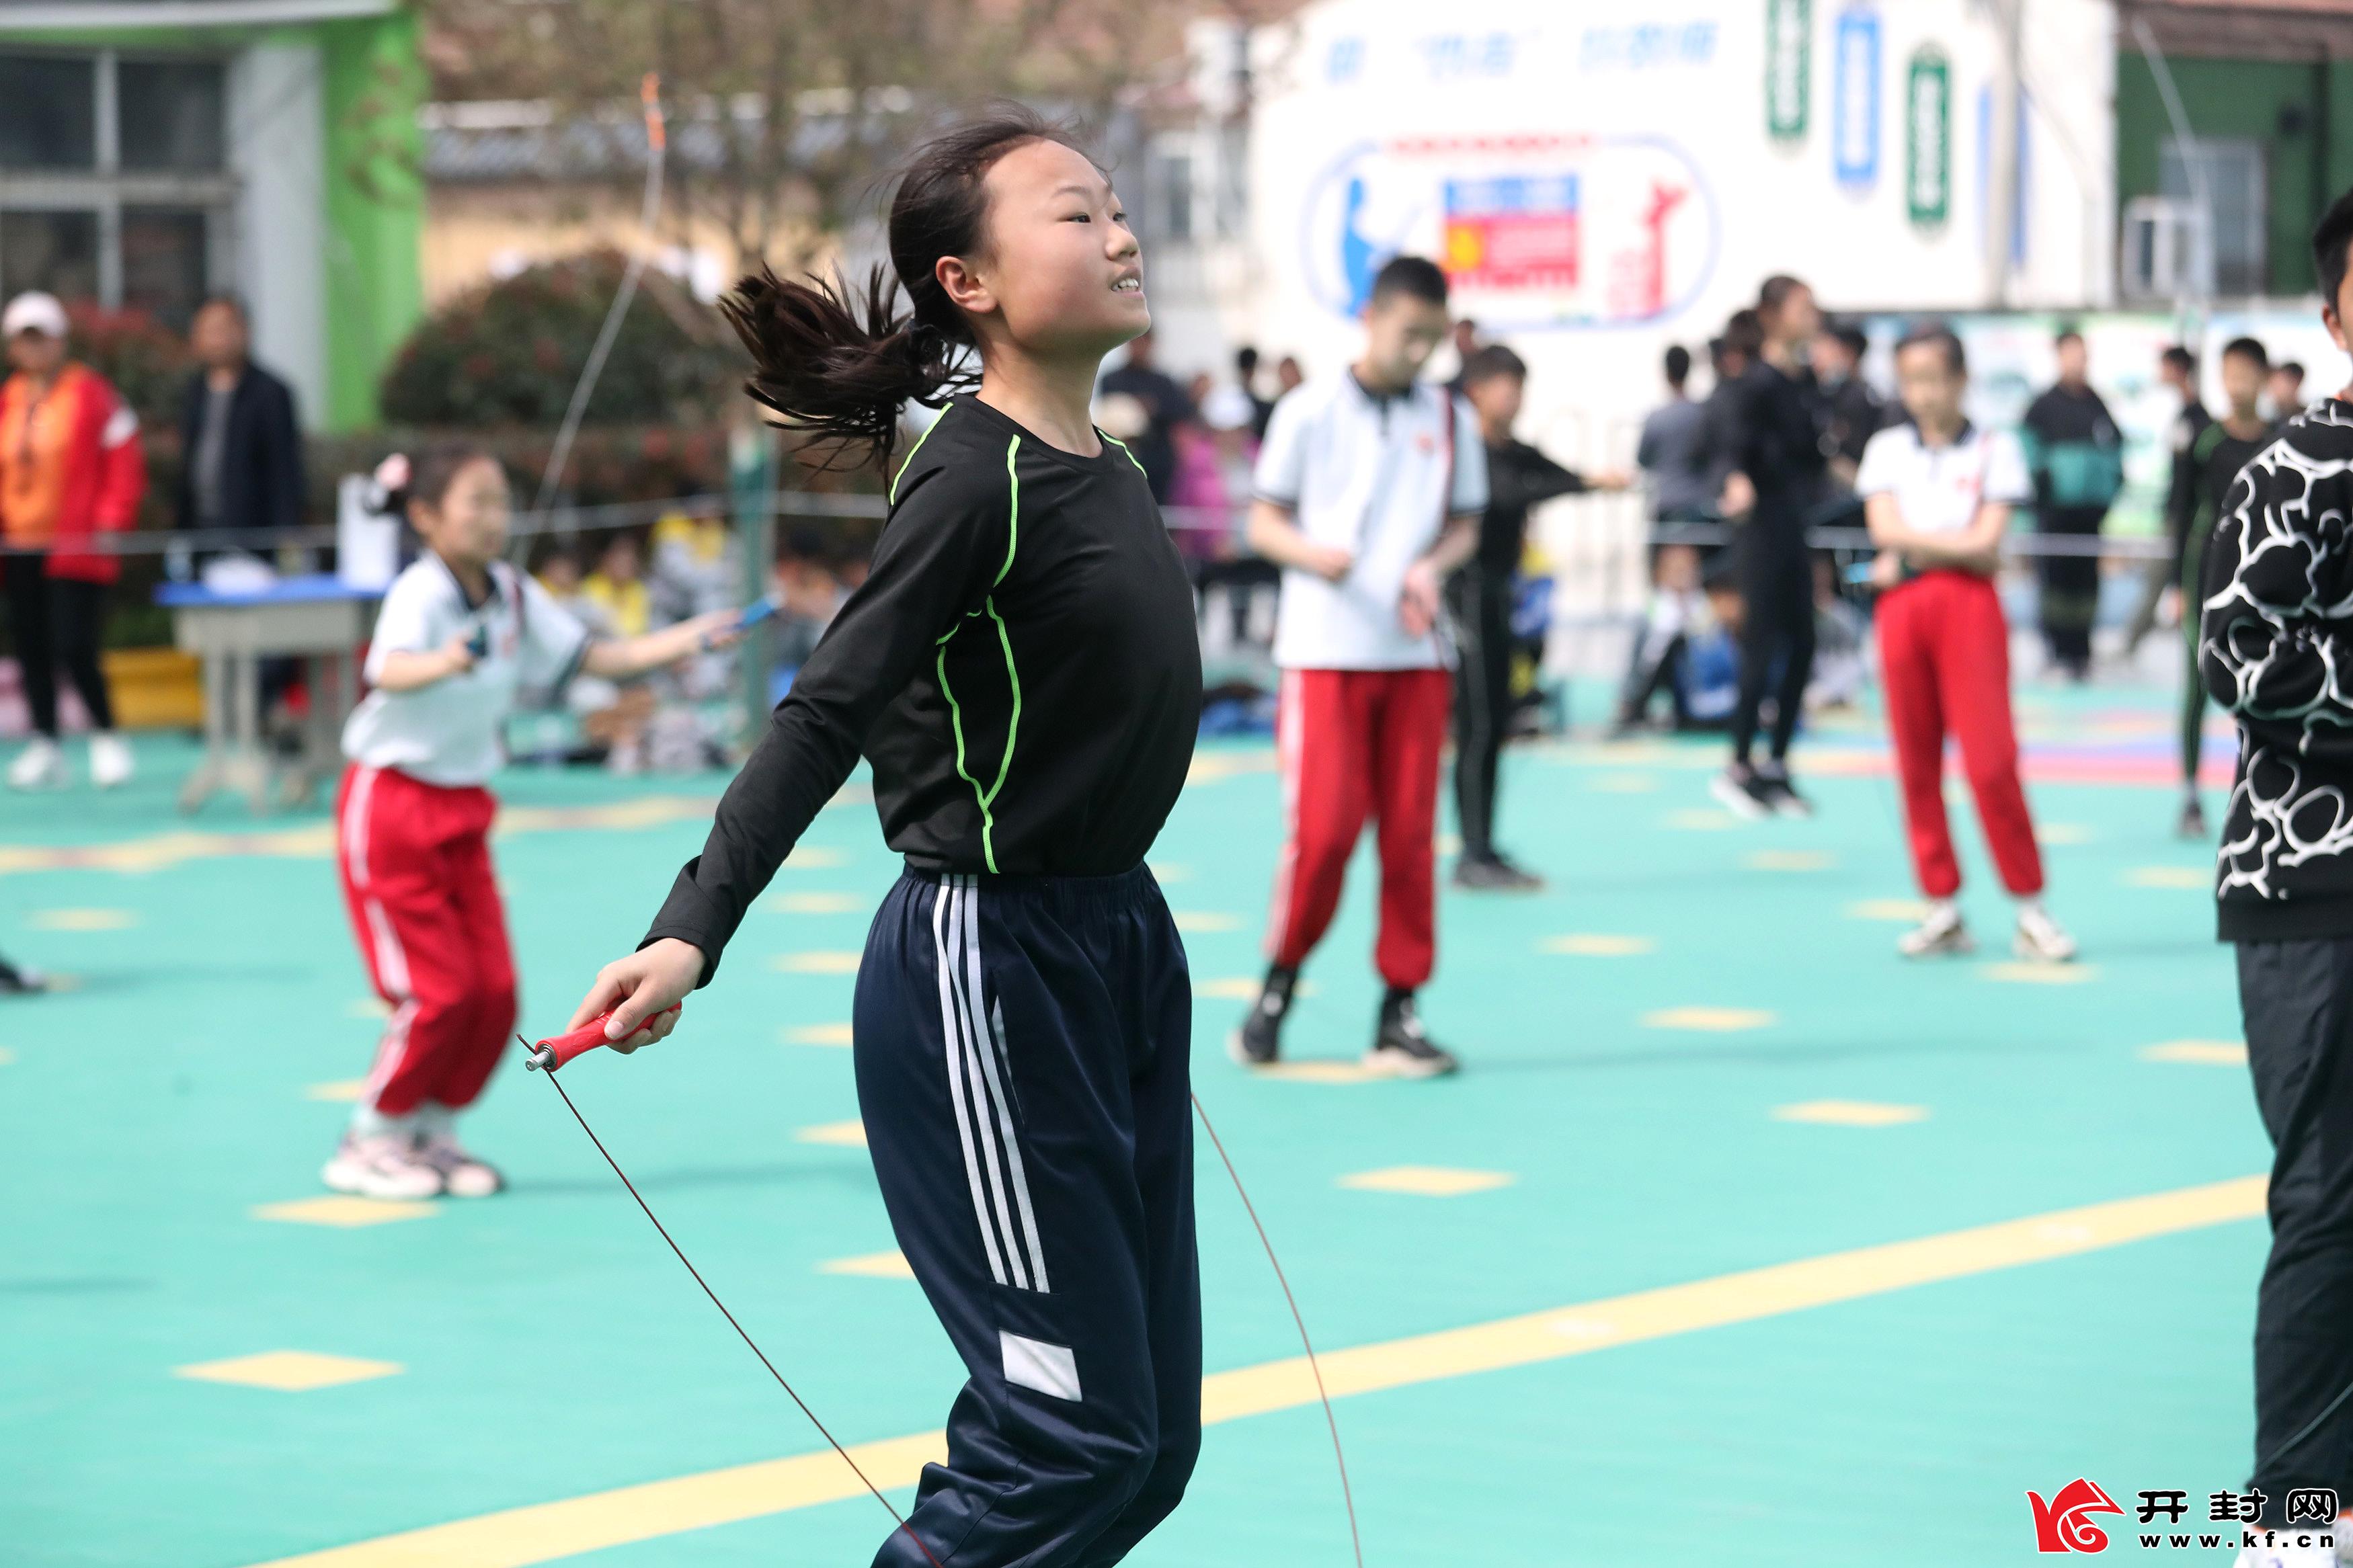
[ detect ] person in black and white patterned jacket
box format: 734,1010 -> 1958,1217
2198,184 -> 2353,1568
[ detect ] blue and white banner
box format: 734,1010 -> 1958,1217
1831,7 -> 1882,191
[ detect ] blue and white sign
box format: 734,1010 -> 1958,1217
1831,9 -> 1881,191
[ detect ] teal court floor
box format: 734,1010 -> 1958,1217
1,684 -> 2275,1565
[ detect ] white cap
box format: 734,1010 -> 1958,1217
2,292 -> 67,340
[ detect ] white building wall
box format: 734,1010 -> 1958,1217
1242,0 -> 2116,461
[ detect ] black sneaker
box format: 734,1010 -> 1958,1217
1364,993 -> 1460,1078
1752,763 -> 1814,819
1230,966 -> 1296,1067
2176,796 -> 2207,839
1453,853 -> 1545,891
1710,763 -> 1776,820
0,955 -> 45,995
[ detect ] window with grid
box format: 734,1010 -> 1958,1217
0,49 -> 233,331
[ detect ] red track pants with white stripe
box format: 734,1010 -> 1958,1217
335,764 -> 517,1117
1264,667 -> 1451,990
1875,571 -> 2044,901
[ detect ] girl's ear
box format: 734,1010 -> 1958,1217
937,254 -> 995,321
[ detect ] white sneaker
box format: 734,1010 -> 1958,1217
88,733 -> 132,789
7,736 -> 65,790
321,1132 -> 444,1200
1897,902 -> 1974,958
415,1131 -> 505,1198
1710,765 -> 1774,820
2014,903 -> 2079,963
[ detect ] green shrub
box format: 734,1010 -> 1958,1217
379,251 -> 744,430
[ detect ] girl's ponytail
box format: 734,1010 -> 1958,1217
719,264 -> 967,475
719,104 -> 1096,476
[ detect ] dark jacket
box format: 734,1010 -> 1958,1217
2164,397 -> 2213,551
175,362 -> 304,538
2200,399 -> 2353,940
1477,438 -> 1587,572
2021,383 -> 2124,516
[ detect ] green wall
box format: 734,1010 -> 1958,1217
2116,52 -> 2353,298
321,9 -> 426,431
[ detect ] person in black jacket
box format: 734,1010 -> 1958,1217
2020,329 -> 2123,679
1709,277 -> 1832,819
2200,185 -> 2353,1539
2124,344 -> 2211,657
1451,343 -> 1627,888
176,295 -> 304,563
1810,320 -> 1884,487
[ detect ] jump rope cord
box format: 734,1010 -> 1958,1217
531,1053 -> 947,1568
532,74 -> 667,522
1191,1091 -> 1366,1568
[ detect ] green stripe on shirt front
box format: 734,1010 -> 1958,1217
939,434 -> 1026,872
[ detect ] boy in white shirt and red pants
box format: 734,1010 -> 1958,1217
1233,257 -> 1489,1076
326,446 -> 735,1198
1858,325 -> 2075,964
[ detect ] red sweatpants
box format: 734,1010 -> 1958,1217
1265,667 -> 1451,989
1876,571 -> 2044,900
335,764 -> 518,1117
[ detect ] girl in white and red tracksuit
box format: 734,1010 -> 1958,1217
1858,327 -> 2075,965
325,446 -> 736,1199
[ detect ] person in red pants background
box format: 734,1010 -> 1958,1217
1233,255 -> 1488,1077
326,445 -> 738,1198
1858,324 -> 2076,964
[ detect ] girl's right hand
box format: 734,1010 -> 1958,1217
440,632 -> 479,675
569,938 -> 707,1053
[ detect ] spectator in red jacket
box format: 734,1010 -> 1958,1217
1,292 -> 146,791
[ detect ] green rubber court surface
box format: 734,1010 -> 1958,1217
1,685 -> 2271,1565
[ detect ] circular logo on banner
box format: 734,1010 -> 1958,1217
1298,134 -> 1719,332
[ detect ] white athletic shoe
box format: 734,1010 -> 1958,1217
2013,903 -> 2079,964
321,1132 -> 445,1200
1897,902 -> 1974,958
415,1132 -> 505,1198
88,733 -> 132,790
1710,765 -> 1774,821
7,735 -> 65,790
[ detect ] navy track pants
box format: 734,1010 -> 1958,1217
855,865 -> 1200,1567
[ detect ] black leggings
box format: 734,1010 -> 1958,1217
1731,552 -> 1814,766
2,554 -> 114,735
1447,566 -> 1514,861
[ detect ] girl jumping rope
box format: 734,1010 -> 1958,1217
566,110 -> 1206,1565
327,446 -> 740,1199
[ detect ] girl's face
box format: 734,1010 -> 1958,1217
1895,342 -> 1965,429
944,138 -> 1148,362
410,458 -> 512,570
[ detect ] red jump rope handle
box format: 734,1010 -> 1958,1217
522,1004 -> 682,1073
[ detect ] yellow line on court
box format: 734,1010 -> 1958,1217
242,1174 -> 2263,1568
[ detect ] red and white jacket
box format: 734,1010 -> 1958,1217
0,362 -> 147,584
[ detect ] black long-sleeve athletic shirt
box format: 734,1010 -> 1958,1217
1707,359 -> 1831,566
643,398 -> 1203,981
1476,437 -> 1587,572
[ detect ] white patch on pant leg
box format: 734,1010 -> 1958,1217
1000,1331 -> 1082,1401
